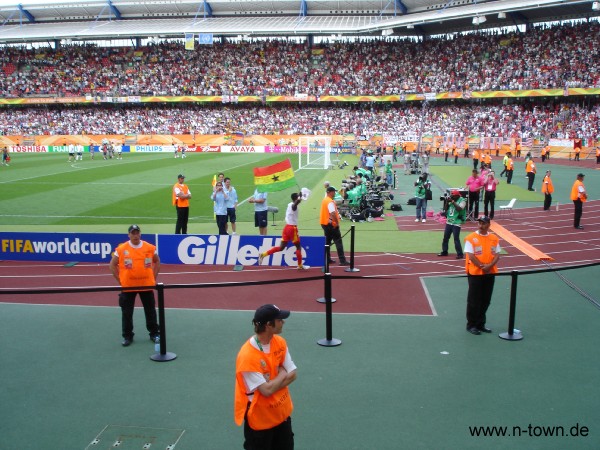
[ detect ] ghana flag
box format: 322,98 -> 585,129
253,159 -> 296,192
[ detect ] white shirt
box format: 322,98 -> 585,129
285,201 -> 299,225
242,337 -> 297,399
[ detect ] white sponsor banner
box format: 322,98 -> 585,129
548,139 -> 573,147
220,146 -> 265,153
132,145 -> 176,153
11,146 -> 49,152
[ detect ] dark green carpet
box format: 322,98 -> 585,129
1,265 -> 598,449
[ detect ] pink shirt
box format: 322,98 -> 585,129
484,176 -> 499,192
466,175 -> 484,192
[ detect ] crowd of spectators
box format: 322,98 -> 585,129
0,21 -> 598,139
0,100 -> 598,139
0,21 -> 598,99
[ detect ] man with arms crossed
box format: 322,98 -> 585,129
234,304 -> 297,450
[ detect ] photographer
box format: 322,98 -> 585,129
438,190 -> 467,259
414,173 -> 431,223
210,180 -> 229,235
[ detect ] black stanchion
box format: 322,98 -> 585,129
499,270 -> 523,341
345,224 -> 360,273
317,245 -> 336,304
317,272 -> 341,347
151,283 -> 178,361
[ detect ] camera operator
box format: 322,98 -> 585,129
211,181 -> 229,235
414,174 -> 431,223
438,190 -> 467,259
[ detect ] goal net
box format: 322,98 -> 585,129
297,136 -> 331,170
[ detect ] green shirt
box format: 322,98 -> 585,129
447,198 -> 467,225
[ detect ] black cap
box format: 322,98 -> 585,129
577,173 -> 585,178
253,304 -> 290,325
477,216 -> 491,224
128,224 -> 141,233
326,186 -> 337,193
177,174 -> 185,179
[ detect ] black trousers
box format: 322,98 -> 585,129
321,224 -> 347,262
441,223 -> 463,256
466,274 -> 496,329
543,193 -> 552,210
119,291 -> 159,339
216,214 -> 228,235
506,169 -> 513,184
244,416 -> 294,450
468,191 -> 480,218
483,190 -> 496,219
573,199 -> 583,227
175,206 -> 189,234
527,172 -> 535,190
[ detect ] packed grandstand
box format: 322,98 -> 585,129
0,21 -> 598,149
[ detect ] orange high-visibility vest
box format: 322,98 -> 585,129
320,196 -> 338,227
116,241 -> 157,291
542,175 -> 554,194
172,182 -> 190,207
234,335 -> 293,430
526,160 -> 536,174
506,158 -> 514,170
464,232 -> 500,276
570,180 -> 586,202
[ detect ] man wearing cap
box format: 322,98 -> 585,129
173,174 -> 191,234
464,217 -> 501,335
541,170 -> 554,211
438,190 -> 467,259
234,304 -> 297,450
320,186 -> 349,265
570,173 -> 587,229
109,225 -> 160,347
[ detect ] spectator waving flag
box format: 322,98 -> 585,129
253,159 -> 296,192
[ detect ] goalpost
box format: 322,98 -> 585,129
297,136 -> 332,170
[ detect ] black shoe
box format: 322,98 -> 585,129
328,259 -> 336,264
575,226 -> 584,229
437,252 -> 448,257
478,326 -> 492,333
121,337 -> 133,347
338,260 -> 350,266
150,335 -> 160,344
456,254 -> 464,259
467,327 -> 481,335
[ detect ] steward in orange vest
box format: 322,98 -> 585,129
109,225 -> 160,346
464,217 -> 501,335
571,173 -> 587,229
234,304 -> 297,449
173,174 -> 191,234
542,170 -> 554,210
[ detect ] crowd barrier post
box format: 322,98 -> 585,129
317,271 -> 342,347
499,270 -> 523,341
345,224 -> 360,273
317,245 -> 336,303
150,283 -> 178,361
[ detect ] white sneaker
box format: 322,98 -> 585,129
297,265 -> 310,270
415,218 -> 420,222
258,253 -> 264,265
422,219 -> 426,223
232,232 -> 237,235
